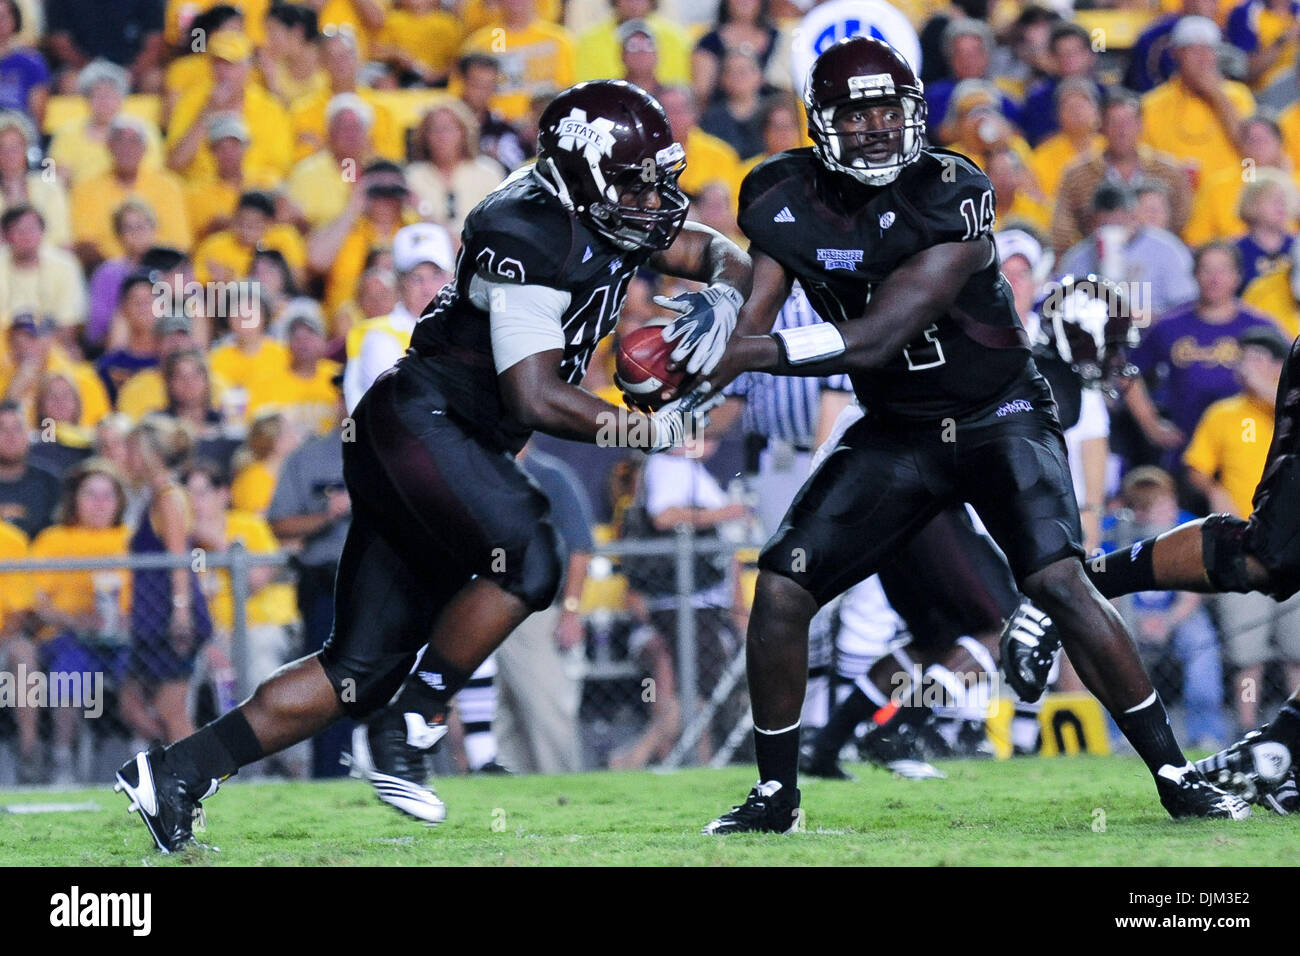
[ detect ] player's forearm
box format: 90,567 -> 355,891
653,223 -> 752,299
514,381 -> 655,447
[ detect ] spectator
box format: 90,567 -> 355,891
47,60 -> 165,188
45,0 -> 167,91
617,19 -> 662,100
0,110 -> 72,248
343,222 -> 452,411
738,94 -> 800,179
286,93 -> 375,230
463,0 -> 576,122
1183,325 -> 1300,730
116,315 -> 212,420
1259,31 -> 1300,109
86,199 -> 158,349
289,24 -> 401,163
27,458 -> 133,783
28,370 -> 95,477
373,0 -> 461,87
699,48 -> 769,161
313,0 -> 388,55
1030,77 -> 1103,200
159,345 -> 239,471
0,515 -> 37,781
689,180 -> 739,242
456,53 -> 529,171
1057,182 -> 1198,322
0,0 -> 48,124
1226,0 -> 1300,90
257,2 -> 325,107
493,440 -> 593,774
192,189 -> 306,286
260,300 -> 341,435
986,147 -> 1051,234
406,102 -> 506,238
160,3 -> 248,125
575,0 -> 687,88
691,0 -> 779,107
308,159 -> 415,319
231,409 -> 300,515
0,398 -> 58,537
1052,89 -> 1193,257
184,116 -> 283,241
96,272 -> 163,402
997,3 -> 1058,102
1021,22 -> 1104,146
1126,0 -> 1220,94
71,116 -> 192,267
1235,169 -> 1299,295
167,31 -> 295,184
1186,115 -> 1297,247
1135,181 -> 1176,234
658,85 -> 741,205
251,248 -> 301,326
1141,16 -> 1254,185
266,384 -> 351,776
1103,466 -> 1229,749
1125,241 -> 1282,467
926,18 -> 1021,132
209,288 -> 291,410
0,313 -> 110,429
0,204 -> 87,333
119,414 -> 213,745
938,79 -> 1033,170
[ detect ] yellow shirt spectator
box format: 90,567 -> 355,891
317,0 -> 392,54
463,0 -> 562,33
205,509 -> 297,631
0,346 -> 110,430
210,337 -> 291,400
375,6 -> 464,82
164,0 -> 271,46
0,520 -> 31,635
1031,132 -> 1104,201
460,20 -> 576,122
116,366 -> 230,422
167,81 -> 295,183
1141,76 -> 1254,183
192,225 -> 307,285
1280,101 -> 1300,171
679,127 -> 743,207
289,88 -> 404,163
254,358 -> 344,435
325,214 -> 413,316
1242,270 -> 1300,337
574,13 -> 692,87
70,168 -> 192,259
47,120 -> 165,188
0,176 -> 72,250
0,246 -> 88,329
28,525 -> 133,631
230,459 -> 277,515
1183,392 -> 1274,516
286,149 -> 356,230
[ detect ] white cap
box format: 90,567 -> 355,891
393,222 -> 454,274
1171,15 -> 1221,49
995,229 -> 1043,271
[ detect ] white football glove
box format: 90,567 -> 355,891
646,388 -> 725,451
656,283 -> 743,376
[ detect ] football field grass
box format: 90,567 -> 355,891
0,755 -> 1292,866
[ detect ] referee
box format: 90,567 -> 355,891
712,282 -> 852,537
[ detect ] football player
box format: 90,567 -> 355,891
1004,330 -> 1300,814
113,80 -> 752,851
698,36 -> 1248,833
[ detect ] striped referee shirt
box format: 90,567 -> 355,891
725,282 -> 851,447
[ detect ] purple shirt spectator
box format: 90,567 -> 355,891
1131,302 -> 1280,438
87,258 -> 133,346
0,48 -> 49,117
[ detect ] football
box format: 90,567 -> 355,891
615,325 -> 685,410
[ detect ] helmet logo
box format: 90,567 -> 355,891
848,73 -> 896,96
556,108 -> 617,164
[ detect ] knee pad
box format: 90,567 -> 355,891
1202,513 -> 1255,594
502,522 -> 564,612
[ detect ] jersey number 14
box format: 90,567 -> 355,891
958,190 -> 996,241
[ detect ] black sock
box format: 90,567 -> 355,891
812,687 -> 879,762
1265,699 -> 1300,753
879,703 -> 930,734
165,709 -> 265,784
754,723 -> 800,793
391,648 -> 475,721
1113,694 -> 1186,776
1086,537 -> 1158,599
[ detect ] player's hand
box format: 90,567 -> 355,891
646,388 -> 725,451
555,610 -> 584,651
1144,417 -> 1185,450
657,284 -> 743,376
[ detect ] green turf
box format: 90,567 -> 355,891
0,756 -> 1290,865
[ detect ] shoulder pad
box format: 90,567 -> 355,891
903,149 -> 997,246
463,174 -> 579,286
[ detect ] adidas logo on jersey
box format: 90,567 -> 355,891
773,206 -> 796,223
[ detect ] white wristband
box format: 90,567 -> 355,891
773,322 -> 847,365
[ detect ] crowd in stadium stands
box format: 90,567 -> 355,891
1,0 -> 1300,783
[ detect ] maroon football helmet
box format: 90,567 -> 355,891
536,80 -> 689,252
1036,273 -> 1140,396
805,35 -> 927,186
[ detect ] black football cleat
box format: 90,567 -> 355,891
114,747 -> 218,853
1194,727 -> 1293,811
342,709 -> 448,824
858,721 -> 946,779
702,780 -> 803,834
1262,767 -> 1299,815
799,744 -> 857,781
999,599 -> 1059,703
1245,334 -> 1300,600
1155,763 -> 1251,820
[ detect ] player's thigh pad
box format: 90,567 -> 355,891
955,412 -> 1084,584
759,414 -> 946,606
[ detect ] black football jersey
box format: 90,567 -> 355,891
407,166 -> 649,453
738,147 -> 1031,421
